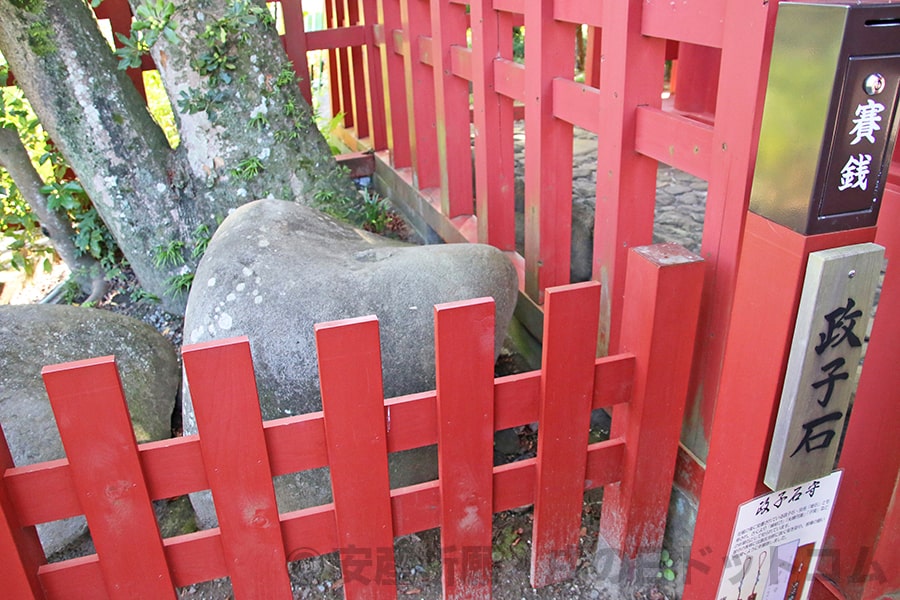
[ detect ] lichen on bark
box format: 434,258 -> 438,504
0,0 -> 357,313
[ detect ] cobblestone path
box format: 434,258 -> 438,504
511,124 -> 707,280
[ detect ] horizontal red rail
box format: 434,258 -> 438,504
35,438 -> 627,598
641,0 -> 726,48
4,355 -> 634,528
493,58 -> 525,102
554,0 -> 602,27
634,106 -> 715,179
306,25 -> 367,51
552,78 -> 602,133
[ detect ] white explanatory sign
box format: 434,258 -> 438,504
715,471 -> 841,600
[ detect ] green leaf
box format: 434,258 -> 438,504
663,568 -> 676,581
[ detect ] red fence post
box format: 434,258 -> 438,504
670,43 -> 720,118
327,0 -> 352,128
42,357 -> 176,599
361,0 -> 388,150
530,281 -> 602,587
680,0 -> 779,463
181,338 -> 292,599
375,0 -> 412,167
345,0 -> 371,141
0,426 -> 45,600
281,0 -> 314,104
378,0 -> 412,169
682,217 -> 877,599
429,0 -> 473,218
598,245 -> 704,576
434,298 -> 495,598
583,27 -> 601,89
593,0 -> 666,353
470,0 -> 516,250
315,317 -> 397,600
523,0 -> 575,303
399,0 -> 440,189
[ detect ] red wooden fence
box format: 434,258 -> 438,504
13,0 -> 900,597
295,2 -> 900,598
1,246 -> 703,599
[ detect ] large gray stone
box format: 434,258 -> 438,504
183,199 -> 519,524
0,304 -> 180,555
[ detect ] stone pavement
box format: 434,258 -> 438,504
510,124 -> 707,281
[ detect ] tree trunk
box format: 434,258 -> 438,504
0,0 -> 192,311
0,127 -> 107,302
0,0 -> 356,314
141,0 -> 358,214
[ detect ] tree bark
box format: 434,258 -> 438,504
0,0 -> 193,311
0,0 -> 357,314
0,126 -> 107,302
141,0 -> 358,214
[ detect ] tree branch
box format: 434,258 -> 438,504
0,0 -> 194,311
0,127 -> 108,301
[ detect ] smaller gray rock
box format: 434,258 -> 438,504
0,305 -> 180,555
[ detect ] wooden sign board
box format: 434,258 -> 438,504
765,243 -> 884,490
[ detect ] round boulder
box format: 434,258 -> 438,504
0,304 -> 180,555
183,199 -> 519,524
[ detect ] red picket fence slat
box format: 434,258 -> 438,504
42,358 -> 176,599
182,339 -> 293,598
316,316 -> 397,598
530,283 -> 601,587
1,246 -> 703,599
434,298 -> 495,598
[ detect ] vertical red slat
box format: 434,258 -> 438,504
593,0 -> 666,353
399,0 -> 440,189
524,0 -> 576,303
530,281 -> 601,587
334,0 -> 355,128
315,316 -> 397,599
41,357 -> 176,599
281,0 -> 314,104
434,298 -> 495,598
682,0 -> 779,460
361,0 -> 388,149
375,0 -> 412,166
598,245 -> 704,561
346,0 -> 371,139
0,426 -> 45,600
682,219 -> 877,599
471,0 -> 516,250
325,0 -> 345,121
338,0 -> 356,129
429,0 -> 473,217
181,338 -> 292,600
